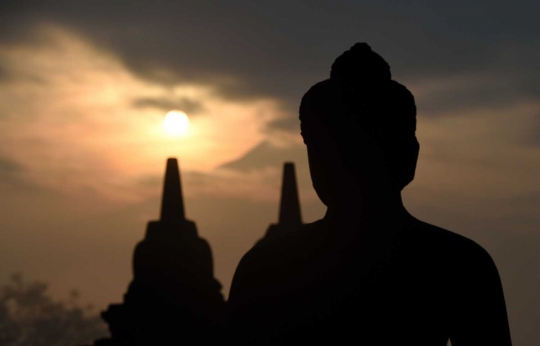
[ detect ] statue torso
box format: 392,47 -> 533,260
228,215 -> 485,345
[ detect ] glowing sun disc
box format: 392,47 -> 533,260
163,110 -> 189,136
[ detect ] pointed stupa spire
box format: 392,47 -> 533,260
277,162 -> 302,226
160,158 -> 185,223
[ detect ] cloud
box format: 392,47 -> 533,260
0,64 -> 12,83
3,1 -> 538,107
0,156 -> 25,188
0,155 -> 41,191
0,24 -> 287,201
265,115 -> 301,134
132,96 -> 205,114
220,141 -> 306,172
0,156 -> 22,174
4,1 -> 540,143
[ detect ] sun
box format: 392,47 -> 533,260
163,110 -> 189,137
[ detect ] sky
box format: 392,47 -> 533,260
0,1 -> 539,344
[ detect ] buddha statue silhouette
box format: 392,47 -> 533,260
227,43 -> 512,345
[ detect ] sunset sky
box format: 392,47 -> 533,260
1,2 -> 539,344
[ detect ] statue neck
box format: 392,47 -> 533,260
324,192 -> 408,229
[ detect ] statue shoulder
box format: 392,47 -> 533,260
408,218 -> 497,271
229,220 -> 326,300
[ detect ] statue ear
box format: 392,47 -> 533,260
396,137 -> 419,191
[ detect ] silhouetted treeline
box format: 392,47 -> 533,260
0,273 -> 107,346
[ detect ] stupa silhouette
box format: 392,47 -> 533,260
95,158 -> 225,345
262,162 -> 303,240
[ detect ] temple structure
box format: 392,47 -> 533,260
95,158 -> 225,345
262,162 -> 303,240
93,160 -> 304,345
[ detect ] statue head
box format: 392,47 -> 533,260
299,43 -> 419,207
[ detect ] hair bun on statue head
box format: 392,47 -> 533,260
330,43 -> 392,87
